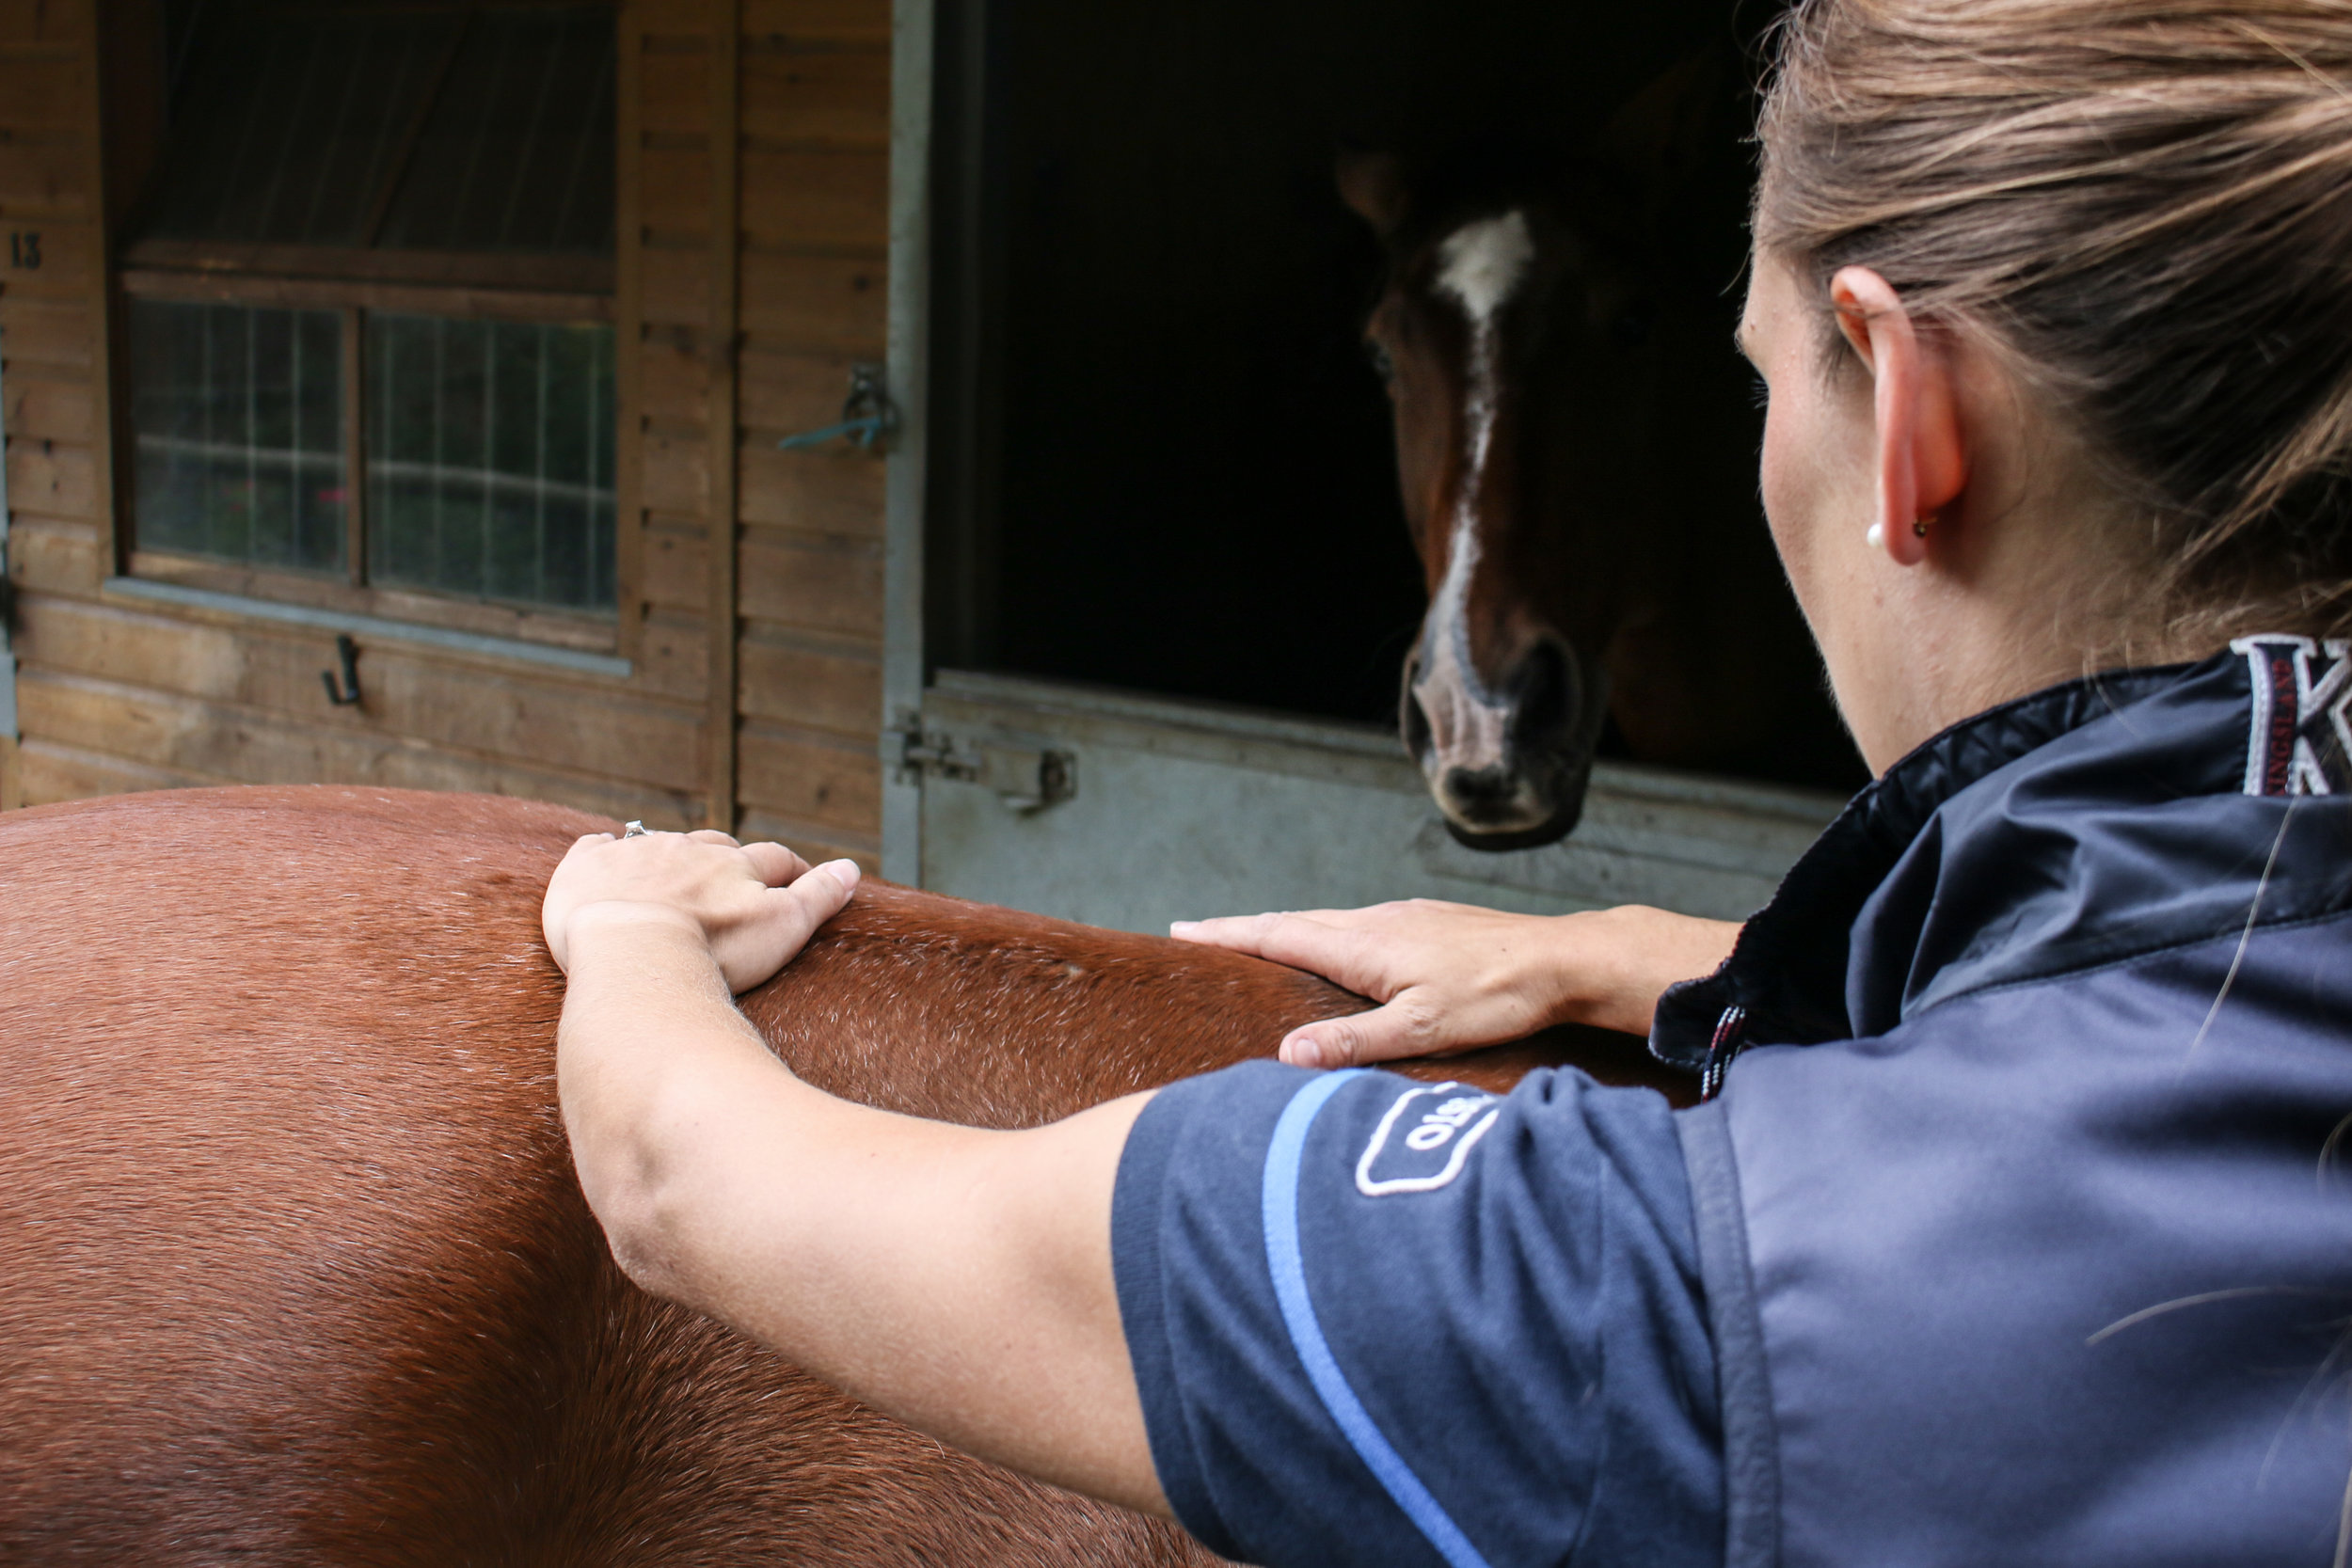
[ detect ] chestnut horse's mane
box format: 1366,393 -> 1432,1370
0,785 -> 1675,1562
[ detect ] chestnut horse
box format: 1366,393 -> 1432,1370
0,786 -> 1683,1562
1345,63 -> 1860,848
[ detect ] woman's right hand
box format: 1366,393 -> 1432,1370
1170,900 -> 1740,1069
542,828 -> 861,995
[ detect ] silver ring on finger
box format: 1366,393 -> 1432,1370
622,820 -> 648,838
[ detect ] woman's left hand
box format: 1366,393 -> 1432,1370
541,827 -> 862,993
1172,899 -> 1740,1068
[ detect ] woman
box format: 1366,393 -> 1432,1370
540,1 -> 2352,1560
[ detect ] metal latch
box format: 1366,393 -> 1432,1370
900,724 -> 1077,814
775,363 -> 901,452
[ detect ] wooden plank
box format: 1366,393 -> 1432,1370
739,149 -> 888,248
641,429 -> 710,512
634,608 -> 708,701
640,245 -> 710,325
16,734 -> 196,801
707,0 -> 742,830
339,308 -> 367,584
0,52 -> 81,132
99,0 -> 163,232
0,297 -> 90,367
739,0 -> 888,47
642,518 -> 707,609
8,436 -> 93,516
637,0 -> 716,42
736,440 -> 882,533
738,344 -> 858,434
15,669 -> 707,824
119,268 -> 612,324
641,45 -> 710,135
123,237 -> 616,295
3,512 -> 96,593
5,371 -> 88,439
0,218 -> 98,298
740,47 -> 888,150
74,0 -> 114,584
0,0 -> 88,46
0,137 -> 82,216
613,0 -> 647,671
733,808 -> 882,873
737,528 -> 883,637
735,719 -> 879,834
737,626 -> 878,736
640,146 -> 713,237
126,551 -> 621,654
637,330 -> 712,428
120,239 -> 615,295
739,248 -> 883,352
13,595 -> 707,792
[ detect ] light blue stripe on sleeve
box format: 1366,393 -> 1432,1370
1261,1069 -> 1496,1568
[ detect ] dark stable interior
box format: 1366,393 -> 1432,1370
941,0 -> 1864,789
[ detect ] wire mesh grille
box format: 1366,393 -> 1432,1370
377,10 -> 616,253
143,14 -> 468,248
141,6 -> 612,254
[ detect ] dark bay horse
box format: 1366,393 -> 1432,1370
0,786 -> 1680,1561
1345,62 -> 1860,848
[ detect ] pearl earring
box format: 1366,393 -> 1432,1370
1867,516 -> 1934,551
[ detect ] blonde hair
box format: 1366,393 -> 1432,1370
1755,0 -> 2352,643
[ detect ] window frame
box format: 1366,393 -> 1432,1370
111,0 -> 628,658
119,261 -> 620,652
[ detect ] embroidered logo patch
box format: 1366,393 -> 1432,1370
1355,1082 -> 1501,1196
2233,634 -> 2352,796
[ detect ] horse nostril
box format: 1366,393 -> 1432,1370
1441,765 -> 1518,812
1506,641 -> 1579,751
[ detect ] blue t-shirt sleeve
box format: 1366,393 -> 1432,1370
1112,1059 -> 1723,1568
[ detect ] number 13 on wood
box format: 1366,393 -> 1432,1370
9,232 -> 40,269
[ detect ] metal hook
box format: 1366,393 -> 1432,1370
321,633 -> 362,706
775,362 -> 900,452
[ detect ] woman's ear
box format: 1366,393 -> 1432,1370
1830,266 -> 1966,566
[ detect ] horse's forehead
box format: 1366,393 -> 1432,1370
1433,209 -> 1536,326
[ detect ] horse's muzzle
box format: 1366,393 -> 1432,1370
1403,637 -> 1604,850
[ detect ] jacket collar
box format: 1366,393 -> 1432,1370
1651,645 -> 2352,1089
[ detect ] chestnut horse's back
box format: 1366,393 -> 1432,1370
0,787 -> 1215,1566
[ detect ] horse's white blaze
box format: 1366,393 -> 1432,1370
1414,210 -> 1534,790
1435,210 -> 1534,328
1415,526 -> 1512,772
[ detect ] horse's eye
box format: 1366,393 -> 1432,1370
1608,299 -> 1657,350
1364,340 -> 1396,382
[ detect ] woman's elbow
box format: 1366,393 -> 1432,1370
565,1086 -> 712,1306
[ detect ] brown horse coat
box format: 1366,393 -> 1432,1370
0,786 -> 1681,1563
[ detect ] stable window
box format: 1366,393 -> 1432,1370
121,2 -> 617,645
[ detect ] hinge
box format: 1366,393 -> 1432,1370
897,719 -> 1077,815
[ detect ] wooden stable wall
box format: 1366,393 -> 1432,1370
0,0 -> 892,872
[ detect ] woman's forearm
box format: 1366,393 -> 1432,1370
554,909 -> 1166,1515
1545,906 -> 1741,1037
555,909 -> 782,1296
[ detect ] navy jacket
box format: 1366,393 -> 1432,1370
1112,639 -> 2352,1566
